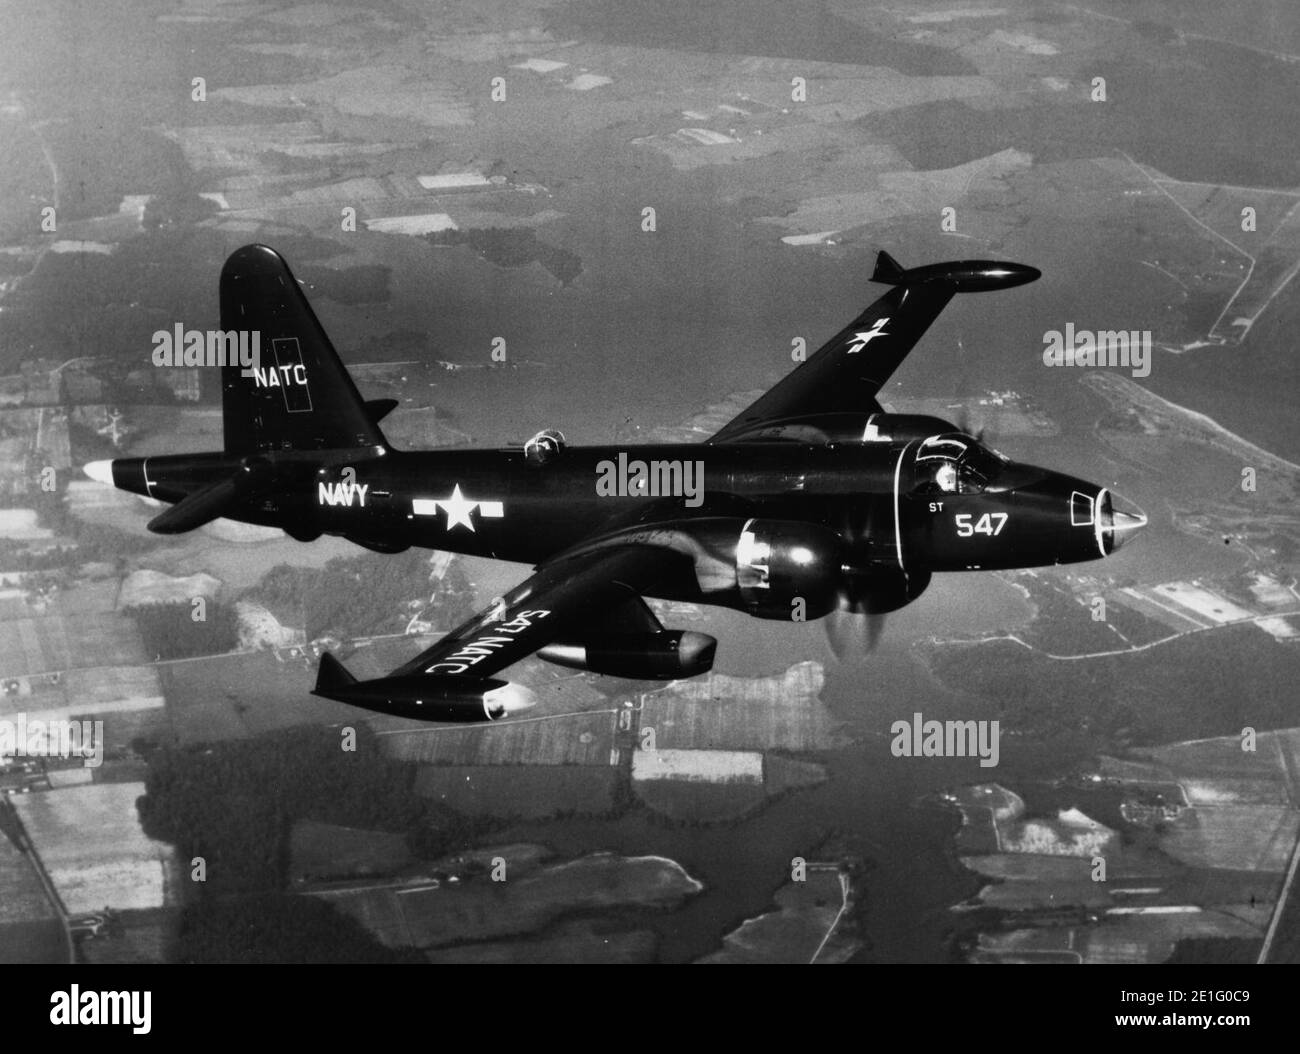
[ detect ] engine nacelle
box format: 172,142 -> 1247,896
538,631 -> 716,680
564,517 -> 848,623
687,519 -> 845,621
841,564 -> 931,614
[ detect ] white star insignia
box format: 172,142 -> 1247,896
411,485 -> 505,532
439,484 -> 477,531
845,317 -> 890,354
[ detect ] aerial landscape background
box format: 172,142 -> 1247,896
1,0 -> 1298,964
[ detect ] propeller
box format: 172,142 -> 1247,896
825,604 -> 886,660
956,406 -> 986,444
953,335 -> 986,443
825,502 -> 888,660
824,493 -> 933,660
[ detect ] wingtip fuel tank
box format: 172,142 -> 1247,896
872,250 -> 1040,292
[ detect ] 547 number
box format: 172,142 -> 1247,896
955,512 -> 1008,537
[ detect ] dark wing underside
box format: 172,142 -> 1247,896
390,544 -> 679,682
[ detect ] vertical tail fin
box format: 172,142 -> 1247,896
219,244 -> 388,455
315,652 -> 358,695
870,250 -> 906,286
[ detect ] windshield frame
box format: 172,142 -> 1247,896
911,433 -> 1003,495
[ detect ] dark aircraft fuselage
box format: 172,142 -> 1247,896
104,435 -> 1132,598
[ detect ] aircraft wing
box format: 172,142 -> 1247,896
707,252 -> 956,444
313,542 -> 687,720
391,544 -> 677,680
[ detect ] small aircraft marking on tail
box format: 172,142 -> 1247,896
845,316 -> 890,354
269,337 -> 313,413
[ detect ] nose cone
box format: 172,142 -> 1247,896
946,260 -> 1040,291
1100,491 -> 1147,553
982,262 -> 1041,289
84,460 -> 114,486
482,681 -> 538,720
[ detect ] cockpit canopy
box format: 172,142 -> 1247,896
912,433 -> 1007,495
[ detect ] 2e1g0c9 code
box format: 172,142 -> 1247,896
1181,991 -> 1250,1002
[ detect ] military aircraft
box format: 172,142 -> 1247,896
85,245 -> 1145,723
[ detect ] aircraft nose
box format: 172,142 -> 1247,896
84,460 -> 114,486
1101,491 -> 1147,553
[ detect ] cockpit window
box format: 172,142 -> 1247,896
912,433 -> 1001,495
916,436 -> 969,463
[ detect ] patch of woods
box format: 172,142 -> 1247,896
137,725 -> 495,962
248,549 -> 476,641
129,600 -> 239,660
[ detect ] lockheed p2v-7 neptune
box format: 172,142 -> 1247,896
85,245 -> 1145,722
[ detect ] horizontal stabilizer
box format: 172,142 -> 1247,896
147,475 -> 243,534
146,461 -> 273,535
